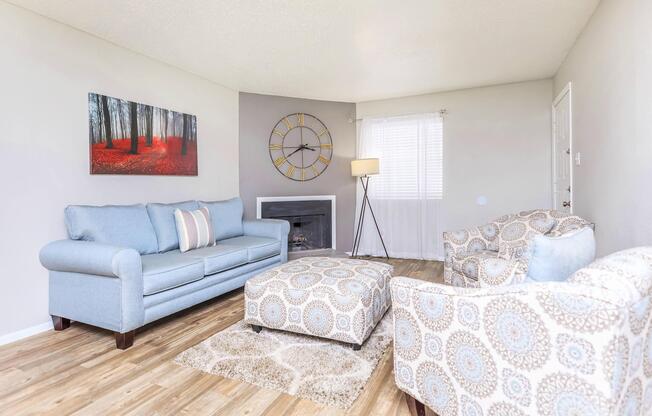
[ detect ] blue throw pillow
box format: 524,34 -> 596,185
527,227 -> 596,282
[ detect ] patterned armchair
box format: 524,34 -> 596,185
390,247 -> 652,416
443,209 -> 592,288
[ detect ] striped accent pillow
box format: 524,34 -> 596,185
173,207 -> 216,252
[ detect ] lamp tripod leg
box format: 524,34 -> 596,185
352,179 -> 368,257
359,176 -> 389,259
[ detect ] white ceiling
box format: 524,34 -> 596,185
9,0 -> 599,102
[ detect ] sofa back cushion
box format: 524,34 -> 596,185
199,197 -> 244,241
65,204 -> 158,254
527,227 -> 595,282
147,200 -> 199,252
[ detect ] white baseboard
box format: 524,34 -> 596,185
0,321 -> 53,346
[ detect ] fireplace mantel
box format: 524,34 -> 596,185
256,195 -> 336,250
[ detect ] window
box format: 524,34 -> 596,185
355,113 -> 444,260
358,113 -> 443,200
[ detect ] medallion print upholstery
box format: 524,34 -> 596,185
501,368 -> 531,407
391,246 -> 652,416
445,330 -> 497,397
245,257 -> 392,345
488,402 -> 527,416
556,333 -> 596,374
484,296 -> 551,370
536,373 -> 610,416
444,209 -> 591,288
619,378 -> 643,416
416,362 -> 458,415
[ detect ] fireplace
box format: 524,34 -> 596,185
257,196 -> 336,252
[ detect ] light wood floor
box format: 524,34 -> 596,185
0,257 -> 443,416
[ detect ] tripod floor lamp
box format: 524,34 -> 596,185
351,158 -> 389,259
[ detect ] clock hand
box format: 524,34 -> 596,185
286,146 -> 303,157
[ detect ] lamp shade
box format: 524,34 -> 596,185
351,158 -> 380,177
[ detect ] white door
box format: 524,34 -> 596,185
552,83 -> 573,213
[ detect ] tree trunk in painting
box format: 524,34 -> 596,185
181,113 -> 189,156
129,101 -> 139,155
101,95 -> 113,149
161,109 -> 168,143
145,105 -> 153,147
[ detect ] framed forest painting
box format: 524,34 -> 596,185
88,93 -> 198,175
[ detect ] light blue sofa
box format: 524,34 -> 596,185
39,197 -> 289,349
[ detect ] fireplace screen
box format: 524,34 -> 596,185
260,200 -> 332,252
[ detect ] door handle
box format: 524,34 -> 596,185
562,201 -> 571,208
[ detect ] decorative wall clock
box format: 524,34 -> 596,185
268,113 -> 333,181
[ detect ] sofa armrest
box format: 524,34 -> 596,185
243,219 -> 290,240
443,222 -> 498,258
243,219 -> 290,263
476,256 -> 527,288
39,240 -> 142,278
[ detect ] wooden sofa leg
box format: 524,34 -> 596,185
404,392 -> 433,416
251,325 -> 262,333
352,343 -> 362,351
115,330 -> 135,350
51,316 -> 70,331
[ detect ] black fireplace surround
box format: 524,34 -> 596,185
261,200 -> 332,252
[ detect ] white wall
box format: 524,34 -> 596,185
0,3 -> 239,339
356,80 -> 553,234
554,0 -> 652,256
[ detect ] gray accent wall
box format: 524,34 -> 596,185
239,93 -> 357,251
239,92 -> 356,251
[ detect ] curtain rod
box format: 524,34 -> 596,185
350,109 -> 448,123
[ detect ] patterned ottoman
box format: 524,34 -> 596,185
244,257 -> 393,349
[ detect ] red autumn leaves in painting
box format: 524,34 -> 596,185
89,93 -> 197,175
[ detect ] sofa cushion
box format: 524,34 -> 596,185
141,252 -> 205,295
199,198 -> 244,241
528,227 -> 596,282
185,245 -> 249,275
65,204 -> 158,255
219,236 -> 281,262
147,201 -> 199,252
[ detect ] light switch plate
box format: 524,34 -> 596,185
575,152 -> 581,166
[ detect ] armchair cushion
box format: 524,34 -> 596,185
450,250 -> 498,279
451,250 -> 526,287
65,204 -> 158,255
199,197 -> 244,241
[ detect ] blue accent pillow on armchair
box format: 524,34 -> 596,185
527,227 -> 596,282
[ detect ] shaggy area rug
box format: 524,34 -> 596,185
174,311 -> 393,409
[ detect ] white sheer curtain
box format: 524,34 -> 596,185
355,113 -> 444,260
